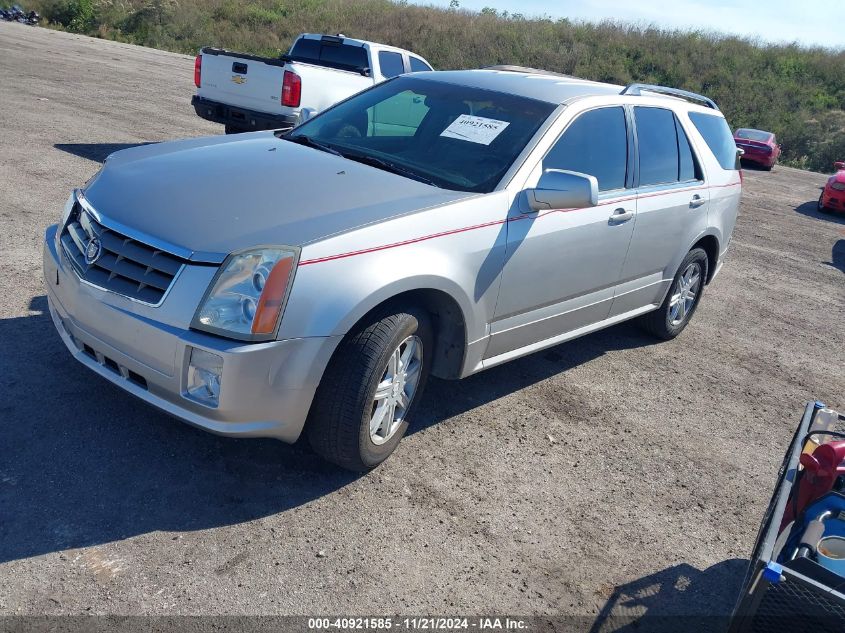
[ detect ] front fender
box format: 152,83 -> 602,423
277,192 -> 510,368
278,244 -> 489,344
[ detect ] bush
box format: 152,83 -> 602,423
39,0 -> 95,30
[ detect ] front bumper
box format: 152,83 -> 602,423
822,188 -> 845,212
43,225 -> 340,442
191,95 -> 299,132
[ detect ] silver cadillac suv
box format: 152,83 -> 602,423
43,68 -> 742,470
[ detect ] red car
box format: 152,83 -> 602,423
818,161 -> 845,214
734,128 -> 781,170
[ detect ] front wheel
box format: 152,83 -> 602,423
638,248 -> 708,340
818,191 -> 832,214
307,308 -> 432,471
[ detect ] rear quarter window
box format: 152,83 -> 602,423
689,112 -> 739,170
676,117 -> 700,181
409,57 -> 432,72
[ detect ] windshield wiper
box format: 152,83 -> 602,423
340,151 -> 440,188
282,134 -> 343,157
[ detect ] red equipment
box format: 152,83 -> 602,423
782,441 -> 845,527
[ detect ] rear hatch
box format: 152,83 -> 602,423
197,51 -> 284,115
735,138 -> 772,155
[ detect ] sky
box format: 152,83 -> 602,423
411,1 -> 844,49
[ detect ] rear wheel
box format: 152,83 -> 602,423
307,308 -> 432,471
638,248 -> 708,340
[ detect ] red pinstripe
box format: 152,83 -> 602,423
298,182 -> 741,267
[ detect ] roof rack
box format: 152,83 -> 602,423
483,65 -> 576,79
620,83 -> 719,111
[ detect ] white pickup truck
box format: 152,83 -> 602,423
192,33 -> 434,134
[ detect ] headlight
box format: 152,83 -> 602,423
831,182 -> 845,191
191,247 -> 299,341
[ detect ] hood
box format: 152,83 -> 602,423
83,132 -> 472,261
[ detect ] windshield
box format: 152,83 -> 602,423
735,128 -> 772,142
286,76 -> 557,193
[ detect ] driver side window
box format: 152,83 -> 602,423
543,107 -> 628,192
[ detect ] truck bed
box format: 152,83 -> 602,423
194,46 -> 374,131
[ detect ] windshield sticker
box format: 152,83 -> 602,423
440,115 -> 510,145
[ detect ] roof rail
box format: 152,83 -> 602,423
483,65 -> 576,79
620,83 -> 719,111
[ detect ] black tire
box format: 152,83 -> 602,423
224,124 -> 246,135
307,308 -> 433,471
818,191 -> 832,214
638,248 -> 709,340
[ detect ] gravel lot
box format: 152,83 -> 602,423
1,22 -> 844,630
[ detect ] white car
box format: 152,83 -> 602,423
192,33 -> 434,134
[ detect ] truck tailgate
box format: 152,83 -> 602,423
197,51 -> 284,115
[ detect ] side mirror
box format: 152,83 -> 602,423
298,107 -> 316,124
526,169 -> 598,211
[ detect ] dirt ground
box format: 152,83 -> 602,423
1,21 -> 843,631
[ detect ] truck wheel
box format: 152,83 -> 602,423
638,248 -> 708,340
307,308 -> 432,471
224,124 -> 246,135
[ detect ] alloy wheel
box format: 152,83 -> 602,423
668,262 -> 702,327
369,335 -> 423,445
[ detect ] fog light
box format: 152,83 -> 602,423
186,347 -> 223,407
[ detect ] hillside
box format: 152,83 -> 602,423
30,0 -> 845,171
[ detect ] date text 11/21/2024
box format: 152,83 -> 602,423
307,617 -> 529,630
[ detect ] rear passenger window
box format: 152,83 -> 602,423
689,112 -> 740,170
544,107 -> 628,192
409,57 -> 432,72
635,107 -> 702,185
635,107 -> 679,186
378,51 -> 405,78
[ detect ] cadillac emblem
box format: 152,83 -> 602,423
84,237 -> 102,265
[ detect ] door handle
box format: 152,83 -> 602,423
609,208 -> 634,223
689,194 -> 706,208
